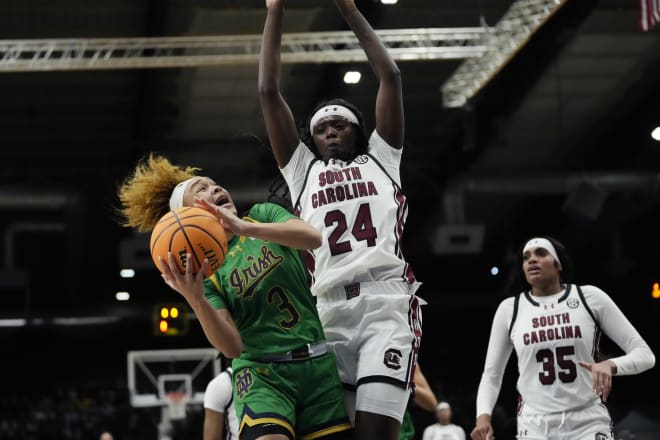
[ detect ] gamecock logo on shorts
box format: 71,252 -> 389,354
383,348 -> 402,370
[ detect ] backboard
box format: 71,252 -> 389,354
127,347 -> 220,408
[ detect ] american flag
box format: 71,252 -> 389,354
640,0 -> 660,31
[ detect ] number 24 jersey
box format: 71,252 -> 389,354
281,130 -> 416,298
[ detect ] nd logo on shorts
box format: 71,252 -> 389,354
383,348 -> 402,370
235,368 -> 254,399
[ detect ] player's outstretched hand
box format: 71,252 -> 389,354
159,252 -> 208,300
578,360 -> 616,402
471,414 -> 495,440
194,197 -> 245,236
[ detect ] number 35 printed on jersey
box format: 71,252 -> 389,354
536,345 -> 577,385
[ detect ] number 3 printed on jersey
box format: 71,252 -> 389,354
536,345 -> 577,385
325,203 -> 377,256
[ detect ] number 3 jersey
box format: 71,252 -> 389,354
203,203 -> 326,361
476,284 -> 655,416
281,130 -> 416,298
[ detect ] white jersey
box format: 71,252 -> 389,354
422,423 -> 466,440
281,130 -> 415,297
476,284 -> 655,416
204,367 -> 238,440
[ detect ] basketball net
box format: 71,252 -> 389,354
165,391 -> 189,421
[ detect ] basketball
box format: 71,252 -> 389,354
150,207 -> 228,278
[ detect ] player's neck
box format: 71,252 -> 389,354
531,281 -> 564,297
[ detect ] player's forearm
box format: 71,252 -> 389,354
334,0 -> 400,81
242,219 -> 322,250
258,4 -> 284,97
414,386 -> 438,412
258,3 -> 299,167
189,298 -> 243,358
610,342 -> 655,375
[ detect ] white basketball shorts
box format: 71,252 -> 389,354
316,281 -> 423,422
517,401 -> 613,440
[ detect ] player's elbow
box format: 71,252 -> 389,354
382,66 -> 401,85
223,340 -> 243,359
309,230 -> 322,249
258,81 -> 280,102
646,349 -> 656,370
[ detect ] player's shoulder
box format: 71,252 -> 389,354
246,202 -> 289,219
574,284 -> 608,299
574,284 -> 612,308
496,295 -> 518,311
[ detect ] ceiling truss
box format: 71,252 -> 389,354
441,0 -> 569,108
0,28 -> 489,72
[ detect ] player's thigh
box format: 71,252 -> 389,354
296,353 -> 352,440
356,294 -> 420,386
232,361 -> 296,440
568,403 -> 613,440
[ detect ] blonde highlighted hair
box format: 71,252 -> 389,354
118,154 -> 200,232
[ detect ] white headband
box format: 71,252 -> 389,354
309,105 -> 359,133
169,177 -> 196,211
523,238 -> 562,269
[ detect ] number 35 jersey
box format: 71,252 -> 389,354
509,284 -> 601,413
281,130 -> 416,298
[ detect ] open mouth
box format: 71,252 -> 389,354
215,195 -> 229,207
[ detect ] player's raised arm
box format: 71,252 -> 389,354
259,0 -> 300,168
334,0 -> 404,148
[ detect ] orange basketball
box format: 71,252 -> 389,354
150,207 -> 228,279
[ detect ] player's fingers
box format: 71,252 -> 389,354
578,361 -> 591,371
157,255 -> 169,274
602,375 -> 612,401
160,273 -> 173,287
185,253 -> 193,277
197,259 -> 209,282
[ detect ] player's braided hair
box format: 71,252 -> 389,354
117,154 -> 200,232
301,98 -> 369,160
266,174 -> 293,213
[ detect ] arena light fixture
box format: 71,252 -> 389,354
343,70 -> 362,84
651,126 -> 660,141
442,0 -> 569,108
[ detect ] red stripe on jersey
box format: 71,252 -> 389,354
393,184 -> 416,283
406,295 -> 423,387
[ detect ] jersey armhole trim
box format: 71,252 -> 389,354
508,293 -> 521,337
365,152 -> 401,189
576,284 -> 599,328
292,158 -> 316,210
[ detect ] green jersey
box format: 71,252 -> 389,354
203,202 -> 325,360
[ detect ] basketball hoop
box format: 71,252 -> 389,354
165,391 -> 189,420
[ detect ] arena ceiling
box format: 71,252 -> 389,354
0,0 -> 658,324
